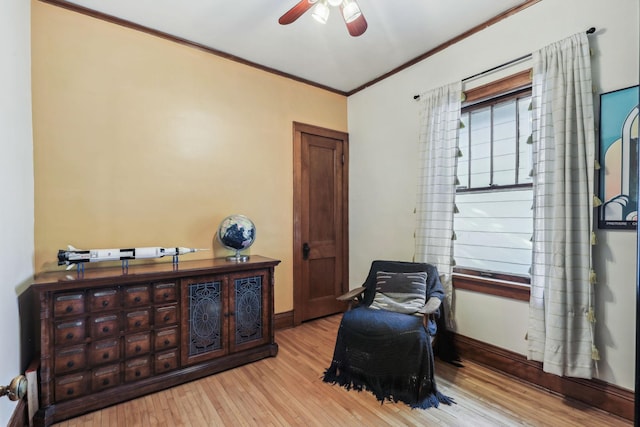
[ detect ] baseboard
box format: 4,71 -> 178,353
274,310 -> 295,330
7,397 -> 28,427
454,333 -> 634,421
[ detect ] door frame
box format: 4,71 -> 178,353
292,121 -> 349,326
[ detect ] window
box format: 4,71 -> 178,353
457,91 -> 532,190
453,73 -> 533,296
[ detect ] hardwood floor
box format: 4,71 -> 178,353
54,315 -> 631,426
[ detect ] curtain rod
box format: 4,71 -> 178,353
413,27 -> 596,100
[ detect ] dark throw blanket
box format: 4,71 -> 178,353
323,306 -> 454,409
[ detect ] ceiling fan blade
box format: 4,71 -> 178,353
346,13 -> 367,37
340,2 -> 368,37
279,0 -> 316,25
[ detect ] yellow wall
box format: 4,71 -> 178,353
31,1 -> 347,313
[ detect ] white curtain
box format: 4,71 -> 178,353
414,82 -> 462,308
527,32 -> 597,378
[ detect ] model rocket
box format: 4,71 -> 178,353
58,245 -> 206,270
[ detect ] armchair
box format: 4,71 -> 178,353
322,260 -> 454,409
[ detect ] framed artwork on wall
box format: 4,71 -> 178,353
598,85 -> 639,230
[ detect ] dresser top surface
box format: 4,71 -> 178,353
32,256 -> 281,290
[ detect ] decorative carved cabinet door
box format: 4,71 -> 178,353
181,275 -> 229,366
228,270 -> 270,353
181,269 -> 271,364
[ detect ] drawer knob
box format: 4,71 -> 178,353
134,321 -> 141,327
135,370 -> 141,377
67,388 -> 74,396
163,293 -> 169,299
134,296 -> 141,303
65,306 -> 73,313
67,361 -> 74,368
102,300 -> 109,307
135,345 -> 141,353
102,352 -> 109,360
102,326 -> 110,333
102,379 -> 110,386
163,315 -> 170,322
66,333 -> 74,340
164,339 -> 170,346
164,362 -> 170,369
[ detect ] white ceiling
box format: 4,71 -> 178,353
58,0 -> 532,94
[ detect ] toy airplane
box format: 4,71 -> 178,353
58,245 -> 207,270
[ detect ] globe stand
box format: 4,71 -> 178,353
227,249 -> 249,262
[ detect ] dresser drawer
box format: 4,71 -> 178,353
124,285 -> 150,307
154,304 -> 178,327
89,339 -> 120,366
89,288 -> 119,312
125,357 -> 151,382
155,350 -> 178,374
154,326 -> 178,350
55,373 -> 88,402
55,319 -> 85,345
154,282 -> 177,303
125,310 -> 150,332
125,332 -> 151,358
55,345 -> 87,374
54,293 -> 85,317
91,314 -> 119,338
91,364 -> 120,392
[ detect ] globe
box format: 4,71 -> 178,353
217,214 -> 256,262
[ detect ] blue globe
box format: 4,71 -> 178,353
217,215 -> 256,261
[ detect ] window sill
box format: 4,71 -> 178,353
452,273 -> 530,301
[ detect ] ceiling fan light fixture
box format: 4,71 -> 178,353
312,1 -> 330,24
342,0 -> 361,23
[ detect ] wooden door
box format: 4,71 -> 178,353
293,122 -> 348,324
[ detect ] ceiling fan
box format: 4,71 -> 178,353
279,0 -> 368,37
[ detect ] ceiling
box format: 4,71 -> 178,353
47,0 -> 537,95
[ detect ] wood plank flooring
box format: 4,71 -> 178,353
54,315 -> 631,426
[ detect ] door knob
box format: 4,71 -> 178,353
302,243 -> 311,260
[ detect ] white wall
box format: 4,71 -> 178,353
0,0 -> 34,424
348,0 -> 639,390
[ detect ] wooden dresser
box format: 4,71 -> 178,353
29,256 -> 280,426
